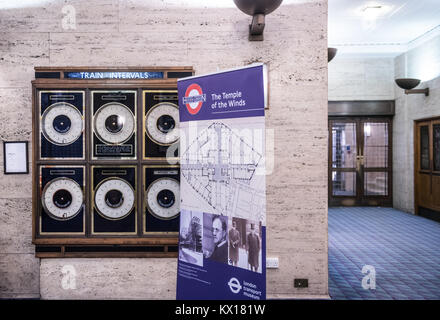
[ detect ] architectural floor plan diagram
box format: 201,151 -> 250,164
181,120 -> 265,223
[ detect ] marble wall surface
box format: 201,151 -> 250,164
328,56 -> 395,101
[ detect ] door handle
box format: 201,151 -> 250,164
356,156 -> 364,172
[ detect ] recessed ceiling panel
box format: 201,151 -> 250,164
329,0 -> 440,55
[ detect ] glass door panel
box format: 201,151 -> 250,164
420,125 -> 430,170
364,172 -> 388,196
362,121 -> 390,197
331,121 -> 357,197
332,171 -> 356,196
363,122 -> 388,168
332,122 -> 357,168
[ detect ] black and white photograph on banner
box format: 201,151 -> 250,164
202,213 -> 228,264
178,210 -> 203,267
228,218 -> 242,267
228,217 -> 262,274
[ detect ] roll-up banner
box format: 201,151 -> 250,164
176,64 -> 267,300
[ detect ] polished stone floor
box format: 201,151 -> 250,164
329,207 -> 440,299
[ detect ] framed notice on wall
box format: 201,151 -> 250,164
3,141 -> 29,174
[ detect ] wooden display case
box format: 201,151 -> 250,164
32,66 -> 194,258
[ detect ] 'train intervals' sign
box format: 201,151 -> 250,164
65,71 -> 164,80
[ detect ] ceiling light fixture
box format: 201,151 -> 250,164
363,5 -> 383,13
356,2 -> 392,19
363,5 -> 382,11
395,78 -> 429,96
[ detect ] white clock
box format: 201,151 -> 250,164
146,178 -> 180,220
41,177 -> 83,220
94,102 -> 135,144
41,102 -> 83,146
94,178 -> 135,220
145,102 -> 179,145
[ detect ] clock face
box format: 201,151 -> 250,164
146,102 -> 179,145
94,102 -> 135,144
94,178 -> 135,220
41,177 -> 83,220
146,178 -> 180,220
41,102 -> 83,146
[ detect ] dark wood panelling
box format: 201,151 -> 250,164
415,118 -> 440,220
329,100 -> 395,117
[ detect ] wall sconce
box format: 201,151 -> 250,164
395,78 -> 429,96
233,0 -> 283,41
328,48 -> 337,62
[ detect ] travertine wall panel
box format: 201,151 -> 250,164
0,33 -> 49,87
0,165 -> 32,200
0,0 -> 328,299
40,258 -> 176,299
328,57 -> 395,101
0,199 -> 33,253
49,32 -> 188,66
0,88 -> 32,142
0,253 -> 39,299
266,252 -> 327,296
0,0 -> 118,33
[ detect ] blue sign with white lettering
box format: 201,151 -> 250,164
178,65 -> 265,122
65,71 -> 163,80
177,64 -> 267,300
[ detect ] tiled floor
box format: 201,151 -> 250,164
329,207 -> 440,300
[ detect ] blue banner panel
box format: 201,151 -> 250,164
178,64 -> 265,122
177,64 -> 267,300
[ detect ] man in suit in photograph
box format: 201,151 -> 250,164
208,215 -> 228,264
228,220 -> 240,266
247,223 -> 261,272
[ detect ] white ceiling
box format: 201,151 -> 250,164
1,0 -> 438,57
329,0 -> 440,56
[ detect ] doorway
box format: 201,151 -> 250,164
415,118 -> 440,222
328,117 -> 393,207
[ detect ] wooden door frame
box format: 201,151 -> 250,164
328,116 -> 393,207
414,117 -> 440,216
328,118 -> 359,206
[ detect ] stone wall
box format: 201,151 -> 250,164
0,0 -> 328,299
393,35 -> 440,213
328,56 -> 395,101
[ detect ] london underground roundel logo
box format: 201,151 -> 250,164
228,277 -> 242,294
183,83 -> 206,115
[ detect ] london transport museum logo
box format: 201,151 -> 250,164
183,83 -> 206,115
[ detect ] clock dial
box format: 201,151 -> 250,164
146,102 -> 179,145
41,102 -> 83,146
146,178 -> 180,220
94,102 -> 135,144
95,178 -> 135,220
41,177 -> 83,220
